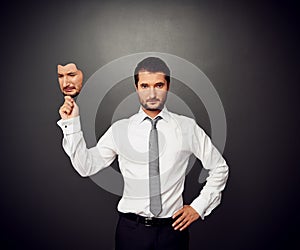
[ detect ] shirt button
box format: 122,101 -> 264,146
65,125 -> 67,128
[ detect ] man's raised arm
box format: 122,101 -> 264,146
57,96 -> 117,176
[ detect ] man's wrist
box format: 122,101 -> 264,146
57,116 -> 81,135
190,200 -> 206,220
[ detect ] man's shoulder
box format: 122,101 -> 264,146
110,112 -> 140,128
111,118 -> 130,128
167,111 -> 208,141
167,110 -> 197,126
167,110 -> 208,135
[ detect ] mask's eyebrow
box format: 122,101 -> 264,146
58,71 -> 77,77
66,71 -> 77,75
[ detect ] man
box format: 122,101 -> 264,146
57,57 -> 229,250
57,62 -> 83,97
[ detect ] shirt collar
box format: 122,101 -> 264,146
135,106 -> 171,124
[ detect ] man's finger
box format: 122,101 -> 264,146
172,208 -> 184,219
64,101 -> 74,109
179,220 -> 192,231
60,106 -> 71,115
172,215 -> 185,228
64,95 -> 74,102
62,105 -> 71,113
64,96 -> 74,105
174,217 -> 189,230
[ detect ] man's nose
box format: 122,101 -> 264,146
149,87 -> 156,98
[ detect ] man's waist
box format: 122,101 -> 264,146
118,212 -> 174,226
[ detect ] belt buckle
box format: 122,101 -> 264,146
144,217 -> 153,227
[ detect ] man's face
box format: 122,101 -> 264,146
57,63 -> 83,97
135,71 -> 169,111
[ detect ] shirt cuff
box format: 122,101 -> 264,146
190,197 -> 209,220
57,116 -> 81,135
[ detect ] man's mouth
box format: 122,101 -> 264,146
147,99 -> 159,104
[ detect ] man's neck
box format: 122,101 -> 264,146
142,108 -> 162,118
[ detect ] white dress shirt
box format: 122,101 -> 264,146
57,107 -> 229,219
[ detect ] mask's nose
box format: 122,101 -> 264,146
62,76 -> 69,88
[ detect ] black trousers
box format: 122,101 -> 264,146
115,213 -> 189,250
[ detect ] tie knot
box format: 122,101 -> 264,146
147,116 -> 161,129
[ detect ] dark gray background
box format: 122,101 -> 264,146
1,0 -> 299,249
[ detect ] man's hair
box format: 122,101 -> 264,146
134,57 -> 170,87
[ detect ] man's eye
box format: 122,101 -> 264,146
141,84 -> 148,88
156,83 -> 165,88
69,73 -> 76,77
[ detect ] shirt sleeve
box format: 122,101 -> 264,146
57,116 -> 117,177
189,121 -> 229,220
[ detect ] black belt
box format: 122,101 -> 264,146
119,212 -> 174,227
